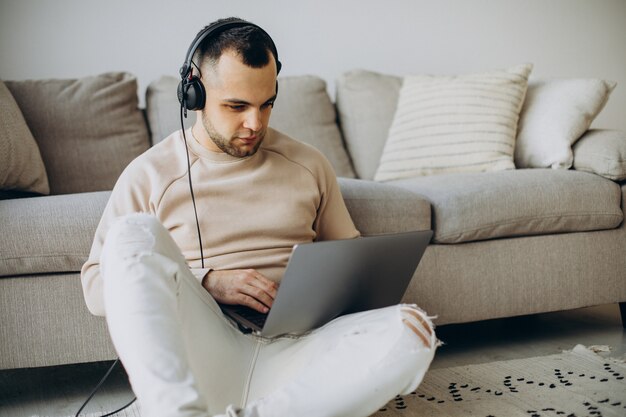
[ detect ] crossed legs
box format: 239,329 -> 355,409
101,213 -> 437,417
246,304 -> 437,417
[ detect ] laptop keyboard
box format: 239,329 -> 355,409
231,306 -> 268,328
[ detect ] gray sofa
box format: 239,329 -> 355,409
1,71 -> 625,370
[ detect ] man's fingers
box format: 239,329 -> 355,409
248,273 -> 278,298
237,270 -> 277,312
244,269 -> 276,285
205,269 -> 279,313
241,269 -> 277,297
243,283 -> 274,310
238,293 -> 271,314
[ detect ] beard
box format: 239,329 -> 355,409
201,111 -> 264,158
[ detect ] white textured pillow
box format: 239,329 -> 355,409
374,64 -> 532,182
514,78 -> 616,169
0,80 -> 49,195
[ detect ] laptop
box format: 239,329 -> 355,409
220,230 -> 433,338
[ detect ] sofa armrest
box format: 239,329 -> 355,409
573,129 -> 626,181
338,178 -> 431,236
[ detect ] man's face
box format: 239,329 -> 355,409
196,49 -> 278,157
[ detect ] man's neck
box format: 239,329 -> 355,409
191,124 -> 221,154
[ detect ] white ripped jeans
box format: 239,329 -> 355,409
100,213 -> 438,417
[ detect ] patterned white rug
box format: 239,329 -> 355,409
373,344 -> 625,417
75,345 -> 625,417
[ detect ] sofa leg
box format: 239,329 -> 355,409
620,302 -> 626,329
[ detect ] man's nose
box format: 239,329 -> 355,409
243,109 -> 262,131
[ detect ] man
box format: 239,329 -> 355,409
81,17 -> 437,417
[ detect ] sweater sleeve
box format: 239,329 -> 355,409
313,154 -> 361,241
80,161 -> 154,316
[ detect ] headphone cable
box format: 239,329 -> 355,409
74,359 -> 136,417
76,74 -> 207,417
76,73 -> 208,417
180,103 -> 205,268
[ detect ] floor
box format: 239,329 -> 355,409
1,303 -> 624,417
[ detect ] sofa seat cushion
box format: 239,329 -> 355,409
338,178 -> 431,235
390,169 -> 623,244
0,191 -> 110,277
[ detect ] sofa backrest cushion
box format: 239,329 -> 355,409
146,75 -> 356,178
145,75 -> 196,145
572,129 -> 626,181
271,76 -> 356,178
5,72 -> 150,195
336,70 -> 402,180
337,69 -> 619,182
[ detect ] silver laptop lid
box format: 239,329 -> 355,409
259,230 -> 432,337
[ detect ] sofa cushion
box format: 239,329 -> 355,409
5,73 -> 150,195
0,179 -> 430,277
515,78 -> 616,169
0,191 -> 110,277
338,178 -> 431,235
390,169 -> 623,244
146,75 -> 356,178
573,129 -> 626,181
374,64 -> 531,181
145,75 -> 196,144
0,80 -> 49,195
271,76 -> 356,178
336,70 -> 402,180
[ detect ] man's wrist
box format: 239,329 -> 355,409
189,267 -> 212,287
201,269 -> 212,289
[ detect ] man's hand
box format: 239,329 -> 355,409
202,269 -> 278,313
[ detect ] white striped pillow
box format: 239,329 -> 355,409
374,64 -> 533,182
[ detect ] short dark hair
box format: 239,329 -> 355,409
192,17 -> 279,72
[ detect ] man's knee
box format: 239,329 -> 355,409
112,212 -> 163,236
104,213 -> 163,261
400,306 -> 436,349
102,213 -> 187,283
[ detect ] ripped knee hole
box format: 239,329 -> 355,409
401,307 -> 434,347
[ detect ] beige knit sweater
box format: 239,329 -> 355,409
81,128 -> 360,316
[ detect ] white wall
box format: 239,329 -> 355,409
1,0 -> 625,130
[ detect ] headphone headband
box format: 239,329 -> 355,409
179,19 -> 281,79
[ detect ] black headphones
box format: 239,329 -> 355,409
177,19 -> 282,113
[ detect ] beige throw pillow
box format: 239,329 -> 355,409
374,64 -> 532,182
6,73 -> 150,195
0,80 -> 49,195
514,78 -> 616,169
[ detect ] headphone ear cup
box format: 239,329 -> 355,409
176,80 -> 186,106
177,76 -> 206,111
